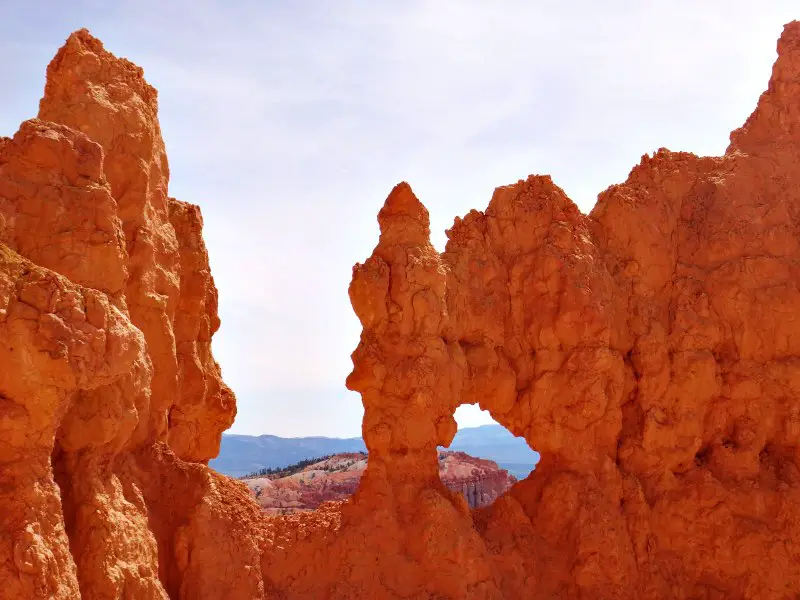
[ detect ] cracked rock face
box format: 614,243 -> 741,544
4,21 -> 800,600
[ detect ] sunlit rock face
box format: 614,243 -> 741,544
4,21 -> 800,600
0,30 -> 252,600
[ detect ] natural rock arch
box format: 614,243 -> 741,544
340,20 -> 800,597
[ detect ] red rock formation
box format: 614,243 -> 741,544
438,451 -> 517,509
331,19 -> 800,599
3,20 -> 800,600
245,451 -> 515,513
0,31 -> 259,600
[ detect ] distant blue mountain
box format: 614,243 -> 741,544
211,424 -> 539,479
210,434 -> 366,478
444,424 -> 540,478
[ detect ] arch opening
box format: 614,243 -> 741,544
437,405 -> 540,508
229,405 -> 543,514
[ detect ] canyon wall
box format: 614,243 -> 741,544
2,21 -> 800,600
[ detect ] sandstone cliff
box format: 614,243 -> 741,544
0,31 -> 263,600
3,22 -> 800,600
245,451 -> 516,513
439,451 -> 517,509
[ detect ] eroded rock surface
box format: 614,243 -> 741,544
0,30 -> 257,600
3,21 -> 800,600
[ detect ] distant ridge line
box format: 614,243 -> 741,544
211,424 -> 540,479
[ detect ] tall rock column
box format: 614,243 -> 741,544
344,183 -> 500,599
347,182 -> 461,493
0,29 -> 247,599
36,29 -> 224,454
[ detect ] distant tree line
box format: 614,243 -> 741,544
240,456 -> 332,479
239,452 -> 367,480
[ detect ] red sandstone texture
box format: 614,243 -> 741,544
3,21 -> 800,600
0,31 -> 261,600
246,451 -> 515,513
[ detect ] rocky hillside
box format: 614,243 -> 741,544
212,423 -> 539,478
244,451 -> 516,514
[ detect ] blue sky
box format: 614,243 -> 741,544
1,1 -> 796,437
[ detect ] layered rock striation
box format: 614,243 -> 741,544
438,451 -> 517,509
3,21 -> 800,600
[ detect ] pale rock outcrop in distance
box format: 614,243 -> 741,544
244,451 -> 516,513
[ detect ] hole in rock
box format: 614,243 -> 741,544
214,404 -> 540,514
438,405 -> 541,509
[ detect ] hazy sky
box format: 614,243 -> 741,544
1,1 -> 796,437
